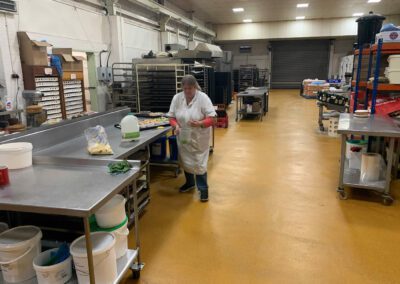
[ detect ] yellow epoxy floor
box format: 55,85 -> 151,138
124,90 -> 400,284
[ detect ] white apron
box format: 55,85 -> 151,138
168,91 -> 217,175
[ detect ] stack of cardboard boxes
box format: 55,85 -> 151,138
17,32 -> 86,120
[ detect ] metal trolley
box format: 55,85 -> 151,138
337,113 -> 400,205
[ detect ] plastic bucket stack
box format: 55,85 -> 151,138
94,195 -> 129,259
70,232 -> 117,284
387,55 -> 400,84
0,226 -> 42,283
33,248 -> 72,284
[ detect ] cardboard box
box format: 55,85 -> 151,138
17,32 -> 52,66
63,71 -> 84,81
53,48 -> 84,72
376,31 -> 400,43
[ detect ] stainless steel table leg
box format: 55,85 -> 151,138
83,217 -> 96,284
236,96 -> 239,122
382,138 -> 395,205
395,139 -> 400,178
338,134 -> 348,200
131,179 -> 144,278
318,103 -> 324,131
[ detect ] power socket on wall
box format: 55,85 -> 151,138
97,67 -> 112,82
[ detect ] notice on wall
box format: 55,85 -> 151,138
44,68 -> 53,75
71,74 -> 77,80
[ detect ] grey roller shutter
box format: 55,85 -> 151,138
271,40 -> 330,89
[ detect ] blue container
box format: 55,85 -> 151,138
150,136 -> 167,160
168,135 -> 178,161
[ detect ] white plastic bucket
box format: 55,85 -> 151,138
70,232 -> 117,284
387,69 -> 400,84
0,142 -> 33,169
328,117 -> 339,137
0,226 -> 42,283
33,248 -> 72,284
95,195 -> 126,229
346,140 -> 368,159
113,224 -> 129,259
388,55 -> 400,70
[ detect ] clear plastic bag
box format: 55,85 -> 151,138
84,125 -> 114,155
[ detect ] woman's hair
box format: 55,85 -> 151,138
181,75 -> 202,91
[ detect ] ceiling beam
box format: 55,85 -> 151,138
126,0 -> 216,37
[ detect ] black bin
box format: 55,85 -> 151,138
356,12 -> 386,47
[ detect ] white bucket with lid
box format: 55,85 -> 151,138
33,248 -> 72,284
70,232 -> 117,284
95,195 -> 126,228
0,142 -> 33,169
387,69 -> 400,84
113,224 -> 129,259
0,226 -> 42,283
388,55 -> 400,70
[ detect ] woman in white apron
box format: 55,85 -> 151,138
168,75 -> 217,202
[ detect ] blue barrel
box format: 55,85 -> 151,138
150,136 -> 167,160
168,135 -> 178,161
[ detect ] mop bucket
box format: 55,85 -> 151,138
33,248 -> 72,284
0,226 -> 42,283
70,232 -> 117,284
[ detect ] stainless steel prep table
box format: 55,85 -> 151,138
35,124 -> 171,160
0,156 -> 142,283
236,87 -> 269,122
337,113 -> 400,204
0,108 -> 173,282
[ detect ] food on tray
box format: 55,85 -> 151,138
139,117 -> 169,129
148,112 -> 164,117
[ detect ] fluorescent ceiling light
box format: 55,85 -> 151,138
243,19 -> 253,23
232,7 -> 244,12
368,0 -> 381,3
296,16 -> 305,20
353,12 -> 364,16
297,3 -> 309,8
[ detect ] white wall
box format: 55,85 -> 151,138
329,38 -> 355,78
216,15 -> 400,41
0,0 -> 212,111
219,41 -> 270,70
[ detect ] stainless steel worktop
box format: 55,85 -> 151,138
337,113 -> 400,137
0,157 -> 141,217
36,126 -> 171,160
237,86 -> 268,97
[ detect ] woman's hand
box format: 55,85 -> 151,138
189,120 -> 203,128
174,125 -> 181,135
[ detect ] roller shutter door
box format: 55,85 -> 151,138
271,40 -> 330,89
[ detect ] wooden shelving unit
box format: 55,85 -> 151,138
21,65 -> 87,121
22,65 -> 65,120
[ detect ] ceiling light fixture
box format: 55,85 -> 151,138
297,3 -> 309,8
353,12 -> 364,16
243,19 -> 253,23
232,7 -> 244,12
296,16 -> 305,20
367,0 -> 381,3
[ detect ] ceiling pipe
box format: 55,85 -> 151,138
126,0 -> 216,38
